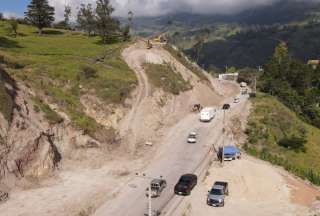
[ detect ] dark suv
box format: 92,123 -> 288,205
174,174 -> 197,196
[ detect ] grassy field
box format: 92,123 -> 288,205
0,21 -> 137,138
143,63 -> 192,95
245,93 -> 320,185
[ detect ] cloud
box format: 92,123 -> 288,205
2,11 -> 21,19
49,0 -> 318,20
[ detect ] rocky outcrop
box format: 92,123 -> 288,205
6,132 -> 61,179
0,70 -> 110,191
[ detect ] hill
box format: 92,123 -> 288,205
0,20 -> 139,191
245,93 -> 320,185
0,21 -> 137,136
131,0 -> 320,70
187,23 -> 320,69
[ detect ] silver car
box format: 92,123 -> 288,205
187,132 -> 197,143
207,181 -> 229,207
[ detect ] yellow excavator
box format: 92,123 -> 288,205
146,33 -> 167,49
153,34 -> 167,43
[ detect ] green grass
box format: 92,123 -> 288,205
164,44 -> 209,82
143,63 -> 192,95
32,97 -> 63,124
0,21 -> 137,137
245,93 -> 320,185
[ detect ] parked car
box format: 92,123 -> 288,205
187,132 -> 197,143
233,97 -> 240,103
222,146 -> 241,161
145,178 -> 167,198
174,174 -> 197,196
207,181 -> 229,207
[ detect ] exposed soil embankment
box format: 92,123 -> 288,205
119,41 -> 229,154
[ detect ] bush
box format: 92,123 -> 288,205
80,66 -> 97,79
278,136 -> 307,152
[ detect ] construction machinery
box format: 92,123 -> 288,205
153,33 -> 167,44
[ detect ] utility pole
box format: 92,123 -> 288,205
255,76 -> 257,93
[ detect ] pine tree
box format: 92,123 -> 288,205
25,0 -> 55,34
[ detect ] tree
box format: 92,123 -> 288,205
195,28 -> 210,63
25,0 -> 55,34
8,18 -> 18,37
122,10 -> 134,41
122,25 -> 130,41
77,4 -> 95,36
128,10 -> 133,27
95,0 -> 120,43
273,41 -> 288,64
0,13 -> 3,20
64,5 -> 72,28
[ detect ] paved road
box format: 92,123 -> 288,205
93,97 -> 243,216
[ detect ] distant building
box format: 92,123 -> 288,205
218,73 -> 239,81
307,60 -> 320,69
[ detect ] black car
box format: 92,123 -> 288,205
174,174 -> 197,196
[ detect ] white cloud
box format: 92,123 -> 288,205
2,11 -> 21,19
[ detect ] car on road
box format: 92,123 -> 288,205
200,107 -> 216,122
207,181 -> 229,207
187,132 -> 197,143
145,178 -> 167,198
174,174 -> 197,196
233,97 -> 240,103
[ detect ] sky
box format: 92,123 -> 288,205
0,0 -> 318,20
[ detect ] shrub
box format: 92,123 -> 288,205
80,66 -> 97,79
278,136 -> 307,152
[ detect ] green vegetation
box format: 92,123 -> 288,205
260,42 -> 320,128
0,20 -> 137,138
32,97 -> 63,124
164,44 -> 209,81
25,0 -> 55,34
186,23 -> 320,70
143,63 -> 192,95
245,93 -> 320,185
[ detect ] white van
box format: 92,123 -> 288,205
200,107 -> 216,122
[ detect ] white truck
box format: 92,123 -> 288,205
240,82 -> 247,88
200,107 -> 216,122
